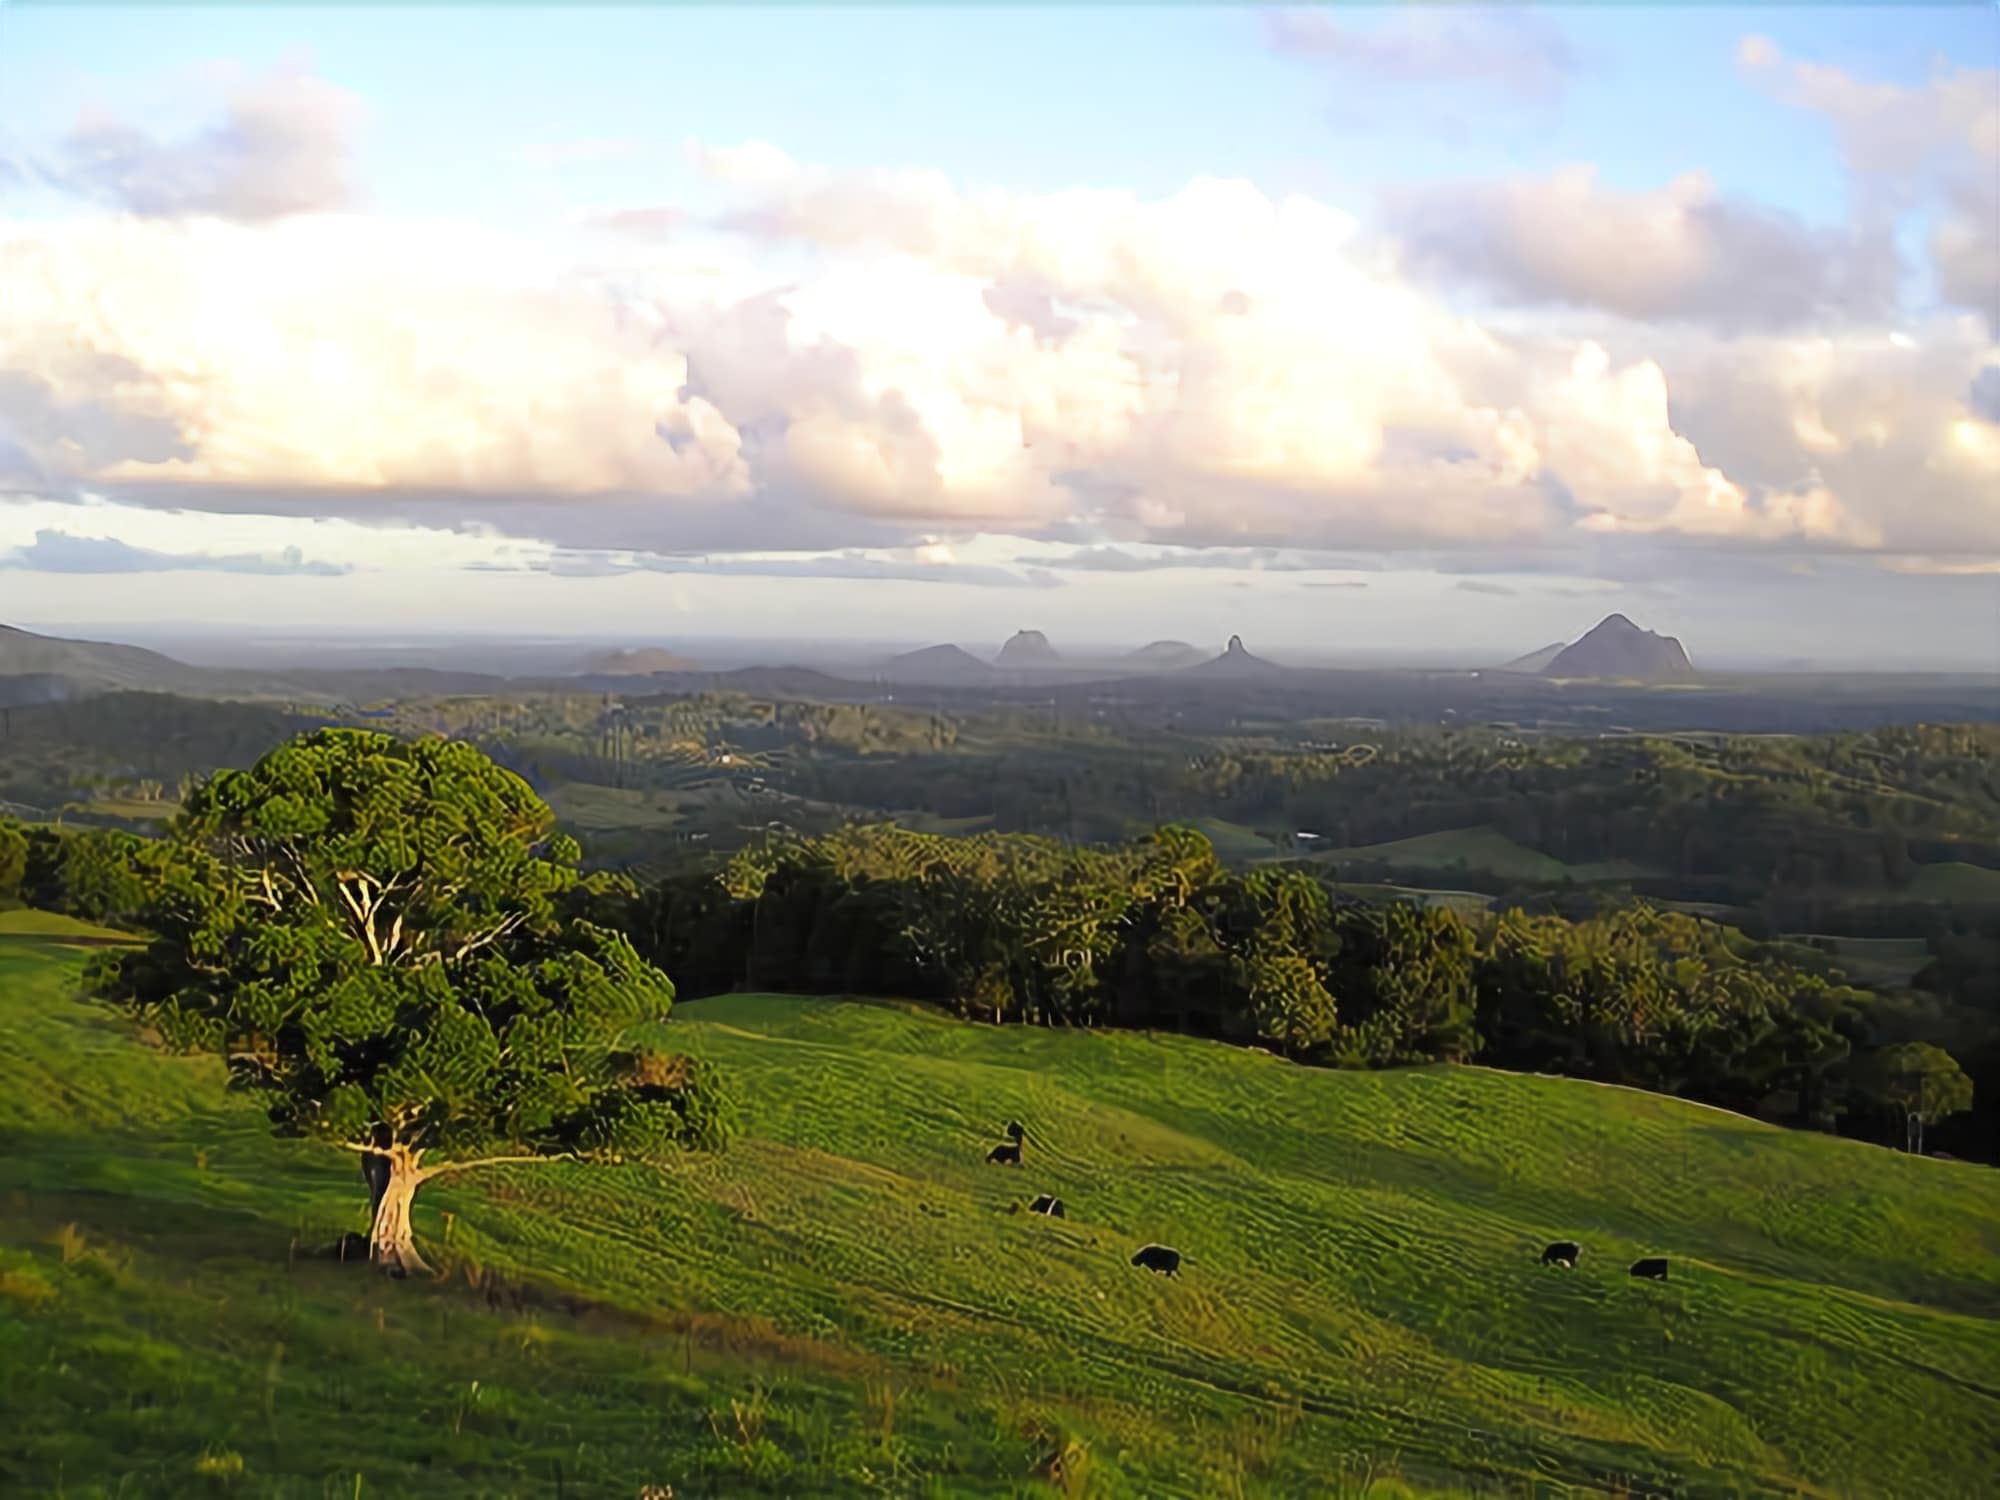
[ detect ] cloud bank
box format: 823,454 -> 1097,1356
0,49 -> 1995,593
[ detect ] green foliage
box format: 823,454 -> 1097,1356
0,819 -> 25,901
86,730 -> 729,1178
1854,1042 -> 1974,1149
631,821 -> 1974,1149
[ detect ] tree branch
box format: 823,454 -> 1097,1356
417,1151 -> 573,1184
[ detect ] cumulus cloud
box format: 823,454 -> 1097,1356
1261,7 -> 1577,105
1,136 -> 1990,574
42,64 -> 360,221
0,360 -> 193,472
1741,37 -> 2000,329
1971,365 -> 2000,425
1385,166 -> 1897,331
1656,320 -> 2000,558
1933,174 -> 1999,332
0,216 -> 748,498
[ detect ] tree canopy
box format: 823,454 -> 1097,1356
88,729 -> 731,1274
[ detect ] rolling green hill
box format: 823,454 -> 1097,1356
1902,861 -> 2000,903
2,940 -> 1995,1497
1310,826 -> 1656,885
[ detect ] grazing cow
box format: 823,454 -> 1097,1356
1005,1119 -> 1026,1144
1029,1194 -> 1065,1218
986,1141 -> 1023,1166
1629,1257 -> 1669,1282
1131,1244 -> 1183,1276
1541,1240 -> 1581,1269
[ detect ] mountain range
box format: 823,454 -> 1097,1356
3,614 -> 1702,706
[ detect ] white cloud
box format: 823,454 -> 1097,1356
0,493 -> 549,573
1741,37 -> 2000,329
42,63 -> 361,221
0,137 -> 1992,573
1384,165 -> 1896,331
1261,8 -> 1577,105
0,215 -> 749,497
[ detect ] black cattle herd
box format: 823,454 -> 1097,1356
985,1121 -> 1671,1285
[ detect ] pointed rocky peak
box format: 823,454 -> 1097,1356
996,629 -> 1061,667
1188,634 -> 1279,676
1543,615 -> 1694,680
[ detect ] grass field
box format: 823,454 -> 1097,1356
1175,816 -> 1281,863
1307,828 -> 1656,886
1775,936 -> 1934,989
1901,861 -> 2000,903
3,940 -> 1997,1498
0,908 -> 141,945
1325,882 -> 1496,916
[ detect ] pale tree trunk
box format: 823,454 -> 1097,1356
366,1144 -> 431,1277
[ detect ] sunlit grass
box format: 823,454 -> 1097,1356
2,941 -> 1994,1496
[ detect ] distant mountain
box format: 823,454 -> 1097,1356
1125,640 -> 1207,671
1496,642 -> 1567,674
1543,615 -> 1694,681
574,646 -> 698,676
877,643 -> 994,686
995,629 -> 1060,669
1187,634 -> 1281,677
0,623 -> 238,698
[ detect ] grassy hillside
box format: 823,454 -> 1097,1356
0,908 -> 141,944
1311,827 -> 1656,885
3,941 -> 1997,1498
1902,861 -> 2000,903
1174,816 -> 1280,863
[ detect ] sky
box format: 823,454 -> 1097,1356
1,4 -> 1996,668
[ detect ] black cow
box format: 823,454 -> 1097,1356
1541,1240 -> 1581,1269
1629,1257 -> 1669,1282
1005,1120 -> 1026,1144
1029,1194 -> 1065,1218
1131,1244 -> 1183,1276
986,1141 -> 1023,1166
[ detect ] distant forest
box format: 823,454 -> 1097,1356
3,692 -> 1996,1161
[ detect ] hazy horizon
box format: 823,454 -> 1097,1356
17,615 -> 2000,679
2,5 -> 1995,669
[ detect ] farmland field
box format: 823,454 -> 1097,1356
2,940 -> 1996,1497
1309,827 -> 1657,885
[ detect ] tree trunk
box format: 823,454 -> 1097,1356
367,1145 -> 431,1277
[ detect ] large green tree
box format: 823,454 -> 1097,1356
1856,1042 -> 1974,1155
90,729 -> 731,1275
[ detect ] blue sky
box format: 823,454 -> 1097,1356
8,5 -> 1975,213
0,4 -> 1995,666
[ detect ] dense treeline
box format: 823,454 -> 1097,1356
6,705 -> 1996,1158
10,693 -> 2000,917
784,723 -> 2000,903
628,823 -> 1984,1158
